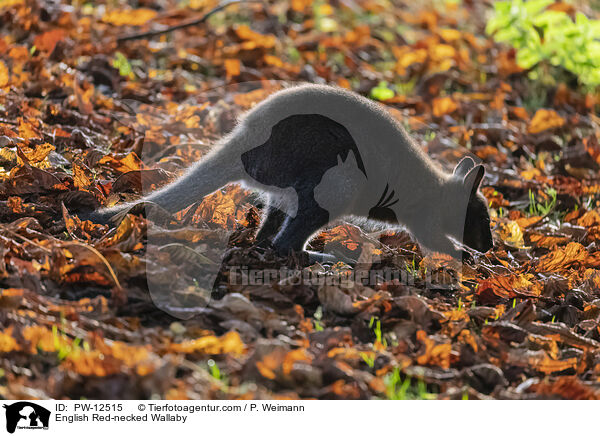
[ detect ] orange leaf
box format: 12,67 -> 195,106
576,210 -> 600,228
73,163 -> 94,190
282,348 -> 312,375
529,354 -> 578,375
102,8 -> 157,26
415,330 -> 451,369
546,2 -> 575,15
234,25 -> 276,48
535,242 -> 588,273
256,361 -> 277,380
583,136 -> 600,165
168,331 -> 245,355
432,97 -> 458,117
224,58 -> 241,79
0,288 -> 24,309
0,327 -> 20,352
520,167 -> 541,180
33,29 -> 66,53
18,118 -> 40,140
529,377 -> 599,400
478,274 -> 541,300
0,60 -> 9,88
291,0 -> 312,12
7,197 -> 24,213
529,233 -> 569,249
498,220 -> 528,249
528,109 -> 565,134
512,107 -> 529,120
22,142 -> 55,164
256,352 -> 280,380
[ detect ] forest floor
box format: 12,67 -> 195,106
1,0 -> 600,399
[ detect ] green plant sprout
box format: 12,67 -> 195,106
369,316 -> 387,348
313,306 -> 324,332
112,52 -> 133,78
405,256 -> 427,280
383,368 -> 437,400
207,359 -> 229,392
528,187 -> 557,216
52,325 -> 84,361
360,352 -> 375,368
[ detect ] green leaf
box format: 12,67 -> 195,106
112,52 -> 133,78
523,0 -> 553,16
517,47 -> 542,68
487,0 -> 600,87
370,82 -> 395,101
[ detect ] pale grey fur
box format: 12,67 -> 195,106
92,84 -> 489,258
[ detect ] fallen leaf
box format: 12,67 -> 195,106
33,29 -> 66,53
0,61 -> 9,88
535,242 -> 588,273
528,109 -> 565,134
102,8 -> 158,26
498,220 -> 528,249
432,97 -> 458,117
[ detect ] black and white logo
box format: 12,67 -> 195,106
2,402 -> 50,433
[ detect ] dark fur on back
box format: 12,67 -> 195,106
241,114 -> 367,190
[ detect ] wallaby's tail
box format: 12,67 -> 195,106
83,137 -> 246,224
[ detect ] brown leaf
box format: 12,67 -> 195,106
224,59 -> 241,79
167,331 -> 245,355
111,169 -> 172,194
102,8 -> 157,26
477,274 -> 541,303
415,330 -> 452,369
535,242 -> 588,273
498,220 -> 528,249
0,326 -> 20,352
528,352 -> 577,375
432,97 -> 458,117
33,29 -> 66,53
0,61 -> 9,88
528,377 -> 599,400
528,109 -> 565,134
73,163 -> 94,190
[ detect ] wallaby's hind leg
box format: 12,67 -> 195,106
255,204 -> 288,246
271,193 -> 331,260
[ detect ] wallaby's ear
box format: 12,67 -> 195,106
463,165 -> 485,193
453,157 -> 476,178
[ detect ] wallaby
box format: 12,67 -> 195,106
83,84 -> 493,261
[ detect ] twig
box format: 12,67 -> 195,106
0,224 -> 52,253
0,224 -> 122,290
117,0 -> 259,43
63,241 -> 123,291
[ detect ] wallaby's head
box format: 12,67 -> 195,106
446,157 -> 493,253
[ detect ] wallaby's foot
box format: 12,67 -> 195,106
278,249 -> 355,266
76,210 -> 114,226
306,251 -> 338,265
255,205 -> 288,247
